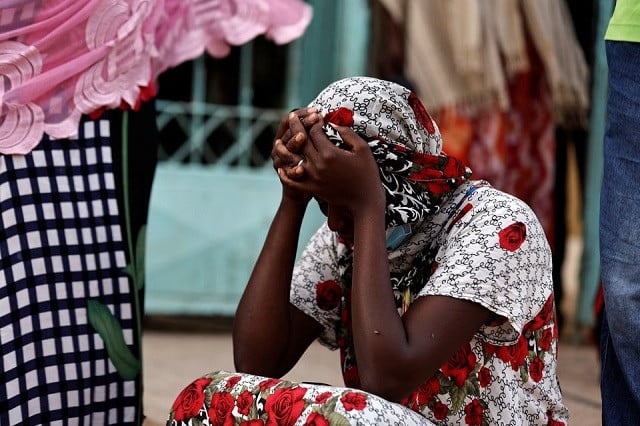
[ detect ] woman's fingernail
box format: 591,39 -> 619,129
289,112 -> 296,119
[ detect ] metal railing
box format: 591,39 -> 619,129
156,99 -> 284,167
155,45 -> 288,168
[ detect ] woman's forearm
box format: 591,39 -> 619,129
349,206 -> 414,399
232,198 -> 307,375
349,207 -> 492,402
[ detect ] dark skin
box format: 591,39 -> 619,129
233,109 -> 494,403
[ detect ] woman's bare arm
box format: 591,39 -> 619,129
232,112 -> 323,377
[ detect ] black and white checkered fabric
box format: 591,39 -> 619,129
0,117 -> 138,425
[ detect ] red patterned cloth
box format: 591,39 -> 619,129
436,55 -> 556,246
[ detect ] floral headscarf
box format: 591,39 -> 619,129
308,77 -> 471,228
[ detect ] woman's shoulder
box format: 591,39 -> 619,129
463,180 -> 533,208
448,180 -> 541,224
437,180 -> 548,248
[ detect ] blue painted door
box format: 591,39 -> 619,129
145,165 -> 324,315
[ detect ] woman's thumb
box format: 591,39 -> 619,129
328,123 -> 366,150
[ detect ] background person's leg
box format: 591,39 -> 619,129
600,311 -> 640,423
600,40 -> 640,424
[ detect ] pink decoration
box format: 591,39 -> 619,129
0,0 -> 313,154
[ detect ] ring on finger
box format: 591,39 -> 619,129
296,158 -> 305,167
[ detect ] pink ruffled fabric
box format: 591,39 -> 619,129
0,0 -> 312,154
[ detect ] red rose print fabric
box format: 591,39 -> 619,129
208,391 -> 234,426
315,280 -> 341,311
323,107 -> 354,127
498,222 -> 527,252
167,371 -> 431,425
171,377 -> 213,421
290,181 -> 568,424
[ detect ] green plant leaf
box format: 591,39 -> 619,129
122,264 -> 135,279
121,225 -> 147,291
134,224 -> 147,290
449,385 -> 466,413
87,299 -> 141,380
326,411 -> 351,425
464,376 -> 480,396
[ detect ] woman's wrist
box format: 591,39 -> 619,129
352,202 -> 386,235
350,186 -> 386,220
280,193 -> 310,214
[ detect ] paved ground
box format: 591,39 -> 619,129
141,329 -> 601,425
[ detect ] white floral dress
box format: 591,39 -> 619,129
168,181 -> 568,426
289,180 -> 568,425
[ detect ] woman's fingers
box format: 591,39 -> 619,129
286,110 -> 321,153
304,121 -> 367,165
286,112 -> 305,148
327,123 -> 369,151
272,139 -> 307,179
272,139 -> 299,169
275,111 -> 292,140
284,129 -> 306,154
277,166 -> 307,190
276,107 -> 317,148
303,119 -> 334,161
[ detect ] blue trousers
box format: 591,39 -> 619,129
600,40 -> 640,425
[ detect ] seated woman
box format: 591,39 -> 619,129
168,77 -> 568,425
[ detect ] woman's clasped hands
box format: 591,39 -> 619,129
271,108 -> 385,216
